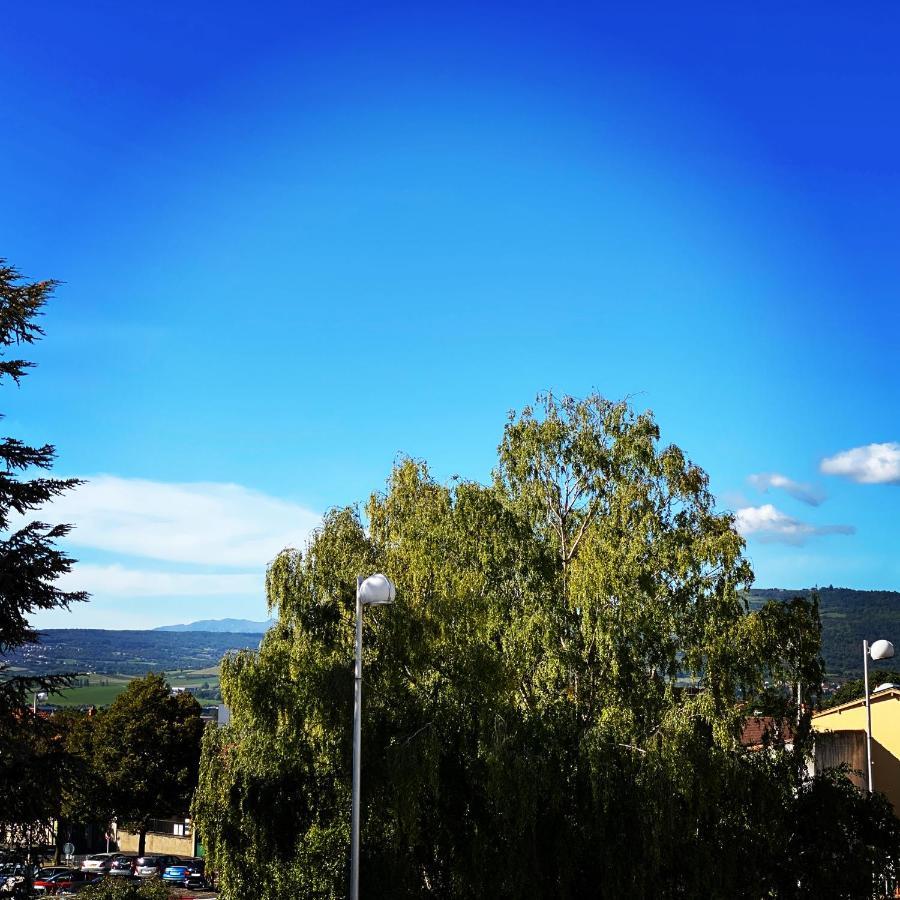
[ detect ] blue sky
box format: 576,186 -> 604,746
2,2 -> 898,628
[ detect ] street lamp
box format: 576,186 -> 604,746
864,638 -> 894,792
351,573 -> 395,900
32,691 -> 47,715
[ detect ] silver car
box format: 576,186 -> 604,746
79,852 -> 120,874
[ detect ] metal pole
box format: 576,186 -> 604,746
864,640 -> 874,793
351,576 -> 363,900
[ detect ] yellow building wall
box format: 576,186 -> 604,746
813,692 -> 900,813
117,829 -> 195,857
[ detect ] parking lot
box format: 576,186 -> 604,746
0,854 -> 220,897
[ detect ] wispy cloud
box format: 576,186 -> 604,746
57,564 -> 261,598
747,472 -> 825,506
15,476 -> 320,622
36,475 -> 320,567
734,504 -> 855,546
820,442 -> 900,485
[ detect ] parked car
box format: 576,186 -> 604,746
161,859 -> 205,887
32,870 -> 99,895
79,854 -> 119,875
134,855 -> 180,877
0,862 -> 37,894
107,856 -> 136,877
33,868 -> 72,879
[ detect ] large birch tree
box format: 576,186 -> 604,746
194,393 -> 894,898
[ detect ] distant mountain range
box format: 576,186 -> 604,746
155,618 -> 275,633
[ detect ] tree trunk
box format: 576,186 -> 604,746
53,820 -> 63,865
138,829 -> 146,857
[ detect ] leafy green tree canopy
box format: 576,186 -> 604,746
194,393 -> 885,899
95,673 -> 204,856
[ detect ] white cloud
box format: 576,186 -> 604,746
747,472 -> 825,506
34,475 -> 320,567
734,504 -> 855,546
14,476 -> 315,626
57,564 -> 262,598
820,442 -> 900,485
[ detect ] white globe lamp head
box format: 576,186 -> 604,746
870,639 -> 895,661
358,573 -> 396,606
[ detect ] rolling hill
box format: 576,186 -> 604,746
749,587 -> 900,678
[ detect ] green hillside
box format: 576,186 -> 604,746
750,587 -> 900,678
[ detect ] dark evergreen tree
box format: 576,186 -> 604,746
0,259 -> 86,856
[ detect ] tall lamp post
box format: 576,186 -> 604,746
863,638 -> 894,793
351,573 -> 396,900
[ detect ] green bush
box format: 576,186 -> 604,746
78,878 -> 172,900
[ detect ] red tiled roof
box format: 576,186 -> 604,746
740,716 -> 796,749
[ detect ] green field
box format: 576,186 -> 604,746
180,664 -> 222,677
47,669 -> 220,708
